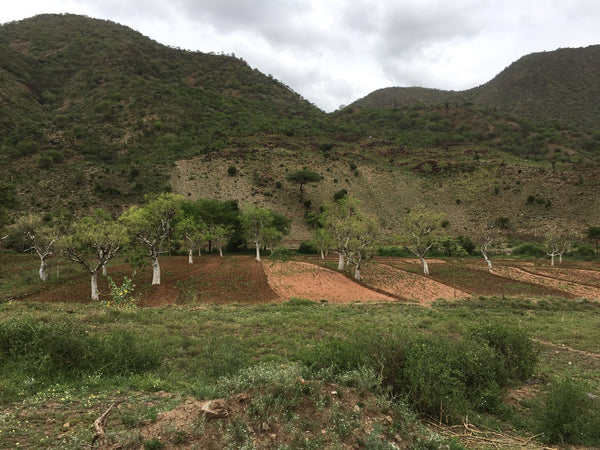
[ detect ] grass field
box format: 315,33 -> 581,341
0,253 -> 599,448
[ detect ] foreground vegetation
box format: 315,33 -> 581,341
1,292 -> 599,448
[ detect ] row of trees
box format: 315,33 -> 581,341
4,194 -> 290,300
305,194 -> 592,280
3,191 -> 599,299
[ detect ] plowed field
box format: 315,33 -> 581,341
5,254 -> 600,306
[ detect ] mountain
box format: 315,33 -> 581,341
349,45 -> 600,130
2,14 -> 600,242
0,13 -> 324,164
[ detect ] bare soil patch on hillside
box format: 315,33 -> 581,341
492,263 -> 600,300
262,260 -> 397,303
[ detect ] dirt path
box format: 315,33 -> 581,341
533,339 -> 600,359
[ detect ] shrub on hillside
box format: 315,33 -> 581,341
377,245 -> 411,257
297,241 -> 318,254
536,378 -> 600,446
512,242 -> 546,257
471,322 -> 537,384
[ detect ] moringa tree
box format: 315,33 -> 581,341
320,196 -> 377,276
346,215 -> 378,280
120,193 -> 184,285
474,224 -> 497,272
544,226 -> 572,266
397,206 -> 445,276
240,206 -> 289,261
177,215 -> 208,263
13,214 -> 62,281
208,224 -> 234,257
62,209 -> 127,301
286,169 -> 323,203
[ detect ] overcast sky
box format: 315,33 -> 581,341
3,1 -> 600,112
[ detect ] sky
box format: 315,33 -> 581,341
3,1 -> 600,112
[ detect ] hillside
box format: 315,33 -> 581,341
349,46 -> 600,130
0,14 -> 325,208
2,14 -> 600,242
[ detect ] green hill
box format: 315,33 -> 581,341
2,14 -> 600,242
349,45 -> 600,130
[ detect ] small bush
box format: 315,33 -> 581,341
399,335 -> 504,420
377,246 -> 411,257
297,241 -> 318,254
471,322 -> 537,384
227,165 -> 237,176
269,246 -> 292,261
512,242 -> 545,257
536,378 -> 600,446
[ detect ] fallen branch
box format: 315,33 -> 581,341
91,403 -> 117,447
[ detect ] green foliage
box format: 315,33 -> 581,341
269,246 -> 292,261
512,242 -> 546,257
0,317 -> 162,379
227,165 -> 237,176
297,241 -> 318,254
376,245 -> 411,257
470,323 -> 537,383
536,378 -> 600,446
105,274 -> 139,309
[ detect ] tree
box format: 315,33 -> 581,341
240,206 -> 289,261
286,169 -> 323,203
185,199 -> 241,252
120,193 -> 183,285
545,226 -> 571,266
312,228 -> 332,259
474,224 -> 497,272
13,214 -> 61,281
208,224 -> 234,257
62,209 -> 127,301
320,196 -> 361,270
320,196 -> 377,278
177,216 -> 208,263
346,215 -> 378,280
397,206 -> 445,275
586,226 -> 600,255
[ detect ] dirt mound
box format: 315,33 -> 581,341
95,383 -> 402,449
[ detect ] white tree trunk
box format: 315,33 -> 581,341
481,251 -> 493,272
320,249 -> 325,259
550,253 -> 555,266
419,255 -> 430,275
102,263 -> 108,276
255,241 -> 261,261
354,264 -> 361,280
337,253 -> 345,270
188,248 -> 194,264
39,257 -> 49,282
219,247 -> 223,257
152,257 -> 161,285
91,271 -> 99,301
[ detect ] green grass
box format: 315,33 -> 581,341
0,295 -> 598,447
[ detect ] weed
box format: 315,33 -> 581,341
143,437 -> 165,449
